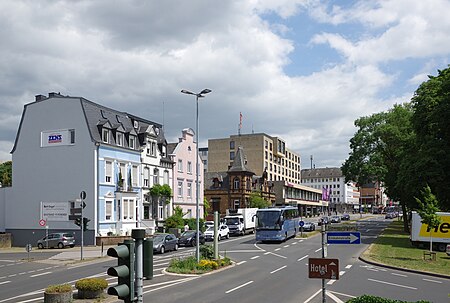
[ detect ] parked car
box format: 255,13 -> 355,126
302,221 -> 316,232
330,216 -> 341,223
178,230 -> 206,247
385,212 -> 395,219
153,233 -> 178,254
204,221 -> 214,229
341,213 -> 350,221
446,244 -> 450,256
317,217 -> 329,226
37,232 -> 75,249
204,224 -> 230,241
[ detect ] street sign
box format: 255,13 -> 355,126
25,244 -> 32,252
299,220 -> 305,227
69,214 -> 81,220
327,231 -> 361,244
39,219 -> 46,226
70,208 -> 82,215
308,258 -> 339,280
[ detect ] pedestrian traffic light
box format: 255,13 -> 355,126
82,217 -> 90,231
107,240 -> 135,303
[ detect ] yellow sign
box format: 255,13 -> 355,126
418,215 -> 450,238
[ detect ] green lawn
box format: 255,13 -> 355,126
362,221 -> 450,276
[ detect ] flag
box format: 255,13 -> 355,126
239,112 -> 243,130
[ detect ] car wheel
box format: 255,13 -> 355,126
174,243 -> 178,251
437,243 -> 447,252
160,246 -> 165,254
218,235 -> 221,241
70,245 -> 75,248
226,233 -> 229,239
38,243 -> 44,249
191,240 -> 196,247
57,242 -> 64,249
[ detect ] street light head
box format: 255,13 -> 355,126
200,89 -> 212,95
181,89 -> 195,95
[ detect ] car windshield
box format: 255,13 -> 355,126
206,227 -> 214,232
225,217 -> 240,225
153,235 -> 165,243
181,231 -> 196,237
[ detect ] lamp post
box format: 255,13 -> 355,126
181,88 -> 212,262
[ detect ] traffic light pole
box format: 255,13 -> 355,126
81,200 -> 84,261
132,229 -> 145,303
321,219 -> 327,303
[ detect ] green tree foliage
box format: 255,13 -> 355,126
0,161 -> 12,187
415,185 -> 441,252
411,66 -> 450,210
249,192 -> 271,209
203,197 -> 210,219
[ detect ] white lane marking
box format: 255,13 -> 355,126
367,268 -> 379,272
143,277 -> 197,290
270,265 -> 287,274
339,270 -> 345,276
143,277 -> 198,294
265,252 -> 287,259
0,281 -> 11,285
250,256 -> 260,260
283,245 -> 289,248
298,239 -> 304,242
327,280 -> 337,285
222,250 -> 263,253
225,280 -> 254,294
7,274 -> 16,277
345,265 -> 352,269
297,255 -> 309,262
274,248 -> 281,251
422,278 -> 442,284
391,273 -> 407,277
315,248 -> 322,252
304,289 -> 322,303
292,242 -> 297,245
326,291 -> 345,303
236,261 -> 247,265
368,278 -> 417,290
264,252 -> 270,255
30,272 -> 52,278
328,290 -> 356,299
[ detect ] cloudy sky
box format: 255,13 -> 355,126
1,0 -> 449,168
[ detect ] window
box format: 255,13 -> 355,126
153,168 -> 159,185
143,167 -> 149,187
102,129 -> 109,143
129,136 -> 135,149
105,200 -> 112,220
233,177 -> 240,189
132,165 -> 138,187
178,181 -> 183,197
187,182 -> 192,197
178,160 -> 183,172
230,151 -> 235,160
105,161 -> 112,183
70,129 -> 75,144
119,163 -> 126,185
163,170 -> 169,185
123,199 -> 135,220
230,141 -> 235,149
117,133 -> 123,146
187,161 -> 192,174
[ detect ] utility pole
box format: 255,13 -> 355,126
321,219 -> 327,303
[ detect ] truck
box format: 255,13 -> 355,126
224,208 -> 258,236
410,211 -> 450,252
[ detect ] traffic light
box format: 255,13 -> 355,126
107,240 -> 135,303
74,217 -> 82,227
82,217 -> 90,231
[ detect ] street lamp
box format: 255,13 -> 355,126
181,88 -> 212,262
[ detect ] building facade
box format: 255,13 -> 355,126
301,167 -> 360,213
2,93 -> 173,246
208,133 -> 302,184
168,128 -> 204,219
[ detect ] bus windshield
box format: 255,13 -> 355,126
256,210 -> 281,230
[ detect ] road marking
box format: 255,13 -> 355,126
265,252 -> 287,259
270,265 -> 287,274
297,255 -> 309,262
326,291 -> 344,303
274,248 -> 281,251
143,276 -> 198,294
283,245 -> 289,248
292,242 -> 297,245
304,289 -> 322,303
368,278 -> 417,290
250,256 -> 260,260
7,274 -> 16,277
236,261 -> 247,265
422,278 -> 442,284
391,273 -> 407,277
339,270 -> 346,276
223,250 -> 263,253
315,248 -> 322,252
345,265 -> 352,269
30,272 -> 52,278
225,280 -> 254,294
264,252 -> 270,255
0,281 -> 11,285
327,280 -> 336,285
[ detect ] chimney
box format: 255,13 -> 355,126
48,92 -> 62,98
35,95 -> 46,102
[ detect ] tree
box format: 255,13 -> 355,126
249,192 -> 271,209
415,185 -> 441,252
0,161 -> 12,187
150,184 -> 173,219
411,66 -> 450,211
165,206 -> 184,230
203,197 -> 210,219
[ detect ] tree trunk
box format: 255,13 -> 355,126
401,203 -> 409,233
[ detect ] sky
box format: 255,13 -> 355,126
1,0 -> 449,168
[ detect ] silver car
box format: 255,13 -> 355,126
37,232 -> 75,249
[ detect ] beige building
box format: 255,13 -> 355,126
208,133 -> 302,184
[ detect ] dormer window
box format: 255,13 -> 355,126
129,136 -> 135,149
117,133 -> 123,146
102,129 -> 109,143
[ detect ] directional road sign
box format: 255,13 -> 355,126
308,258 -> 339,280
327,231 -> 361,244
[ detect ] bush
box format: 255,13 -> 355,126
198,259 -> 218,270
45,283 -> 72,294
200,244 -> 214,260
347,295 -> 431,303
75,278 -> 108,291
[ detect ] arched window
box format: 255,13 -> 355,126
233,177 -> 240,190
